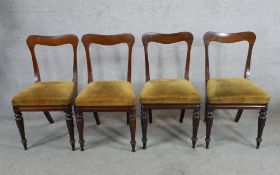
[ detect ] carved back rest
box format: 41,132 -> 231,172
82,33 -> 135,83
203,31 -> 256,82
26,34 -> 78,82
142,32 -> 193,81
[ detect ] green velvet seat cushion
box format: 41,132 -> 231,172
207,78 -> 270,104
12,81 -> 75,106
140,79 -> 201,104
75,80 -> 136,107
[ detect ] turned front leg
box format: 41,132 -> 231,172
191,107 -> 200,148
205,109 -> 214,149
76,112 -> 85,151
256,108 -> 267,149
141,105 -> 148,149
129,108 -> 136,152
14,110 -> 27,150
66,111 -> 75,151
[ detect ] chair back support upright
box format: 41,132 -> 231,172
204,31 -> 256,82
203,31 -> 270,149
142,32 -> 193,81
26,34 -> 78,83
12,34 -> 79,151
82,33 -> 135,83
140,32 -> 201,149
76,33 -> 137,152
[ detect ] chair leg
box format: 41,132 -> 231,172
126,112 -> 129,125
191,108 -> 200,148
43,111 -> 54,124
256,108 -> 267,149
14,110 -> 27,150
129,108 -> 136,152
141,105 -> 148,149
205,108 -> 214,149
148,110 -> 152,123
234,109 -> 243,122
179,109 -> 185,123
76,112 -> 85,151
65,110 -> 75,151
93,112 -> 100,125
204,102 -> 207,122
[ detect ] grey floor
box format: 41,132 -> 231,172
0,109 -> 279,175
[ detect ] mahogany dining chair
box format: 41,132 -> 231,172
203,31 -> 270,149
12,34 -> 78,150
140,32 -> 201,149
75,33 -> 137,152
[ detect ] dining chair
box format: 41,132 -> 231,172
203,31 -> 270,149
75,33 -> 136,152
140,32 -> 201,149
12,34 -> 78,150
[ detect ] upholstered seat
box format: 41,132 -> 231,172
75,80 -> 136,107
12,81 -> 75,106
207,78 -> 270,104
140,79 -> 201,104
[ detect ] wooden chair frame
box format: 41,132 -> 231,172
13,34 -> 78,150
203,31 -> 268,149
76,33 -> 136,152
140,32 -> 200,149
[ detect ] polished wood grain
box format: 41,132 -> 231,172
203,31 -> 268,149
13,34 -> 78,151
141,32 -> 200,149
77,33 -> 136,152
